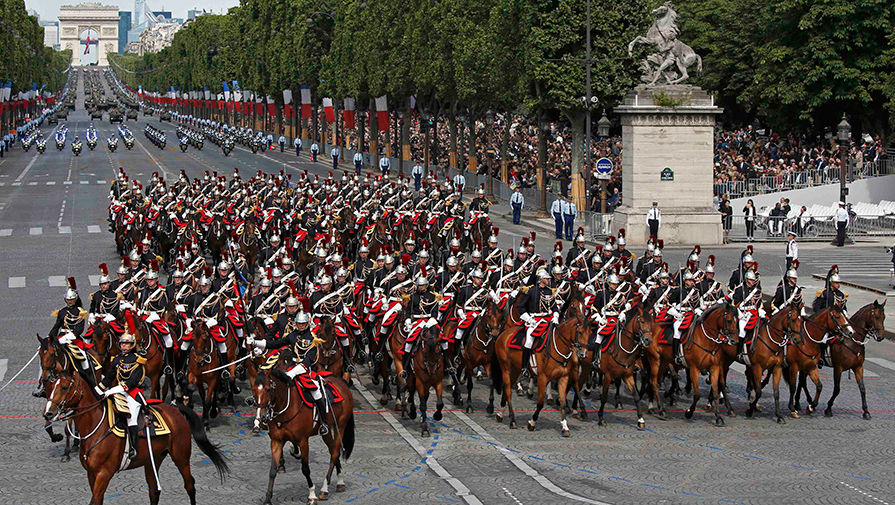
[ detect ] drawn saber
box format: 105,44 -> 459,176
0,350 -> 40,393
202,353 -> 252,374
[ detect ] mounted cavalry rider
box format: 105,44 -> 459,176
254,313 -> 332,436
812,264 -> 850,366
250,273 -> 281,329
590,271 -> 631,367
668,266 -> 703,365
94,331 -> 147,460
137,260 -> 175,374
186,268 -> 229,371
48,277 -> 95,387
89,263 -> 121,323
519,268 -> 560,374
309,269 -> 354,370
400,271 -> 442,377
771,260 -> 802,315
731,266 -> 765,365
454,268 -> 492,346
484,228 -> 503,271
639,239 -> 664,283
166,260 -> 194,308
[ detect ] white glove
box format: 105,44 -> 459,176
667,306 -> 682,319
224,300 -> 234,308
551,312 -> 559,325
286,364 -> 307,378
695,308 -> 704,317
175,304 -> 186,313
520,313 -> 533,325
94,386 -> 105,397
103,385 -> 124,397
205,317 -> 218,328
59,332 -> 75,344
252,347 -> 264,357
103,313 -> 117,323
245,336 -> 255,346
758,308 -> 767,319
404,318 -> 412,332
87,313 -> 97,325
252,339 -> 266,350
457,309 -> 466,321
145,312 -> 159,323
263,317 -> 274,326
618,312 -> 627,323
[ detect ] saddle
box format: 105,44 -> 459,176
294,372 -> 345,408
107,396 -> 170,439
64,344 -> 103,371
507,326 -> 548,352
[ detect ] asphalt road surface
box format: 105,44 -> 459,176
1,78 -> 894,505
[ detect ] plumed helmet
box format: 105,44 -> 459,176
446,256 -> 458,267
607,273 -> 620,285
551,264 -> 564,276
285,295 -> 300,307
504,256 -> 514,267
259,277 -> 272,287
829,274 -> 841,283
318,275 -> 333,286
384,255 -> 395,265
786,268 -> 798,279
295,311 -> 310,324
98,263 -> 111,284
359,242 -> 369,254
315,247 -> 327,258
418,249 -> 430,259
744,270 -> 757,281
684,271 -> 695,281
742,254 -> 754,264
471,269 -> 485,279
117,263 -> 129,275
64,277 -> 78,300
218,259 -> 231,271
336,267 -> 349,279
271,267 -> 283,278
536,268 -> 551,280
118,332 -> 136,345
449,238 -> 461,248
471,249 -> 482,259
270,235 -> 281,245
518,244 -> 527,254
395,265 -> 408,275
659,270 -> 670,279
415,275 -> 429,286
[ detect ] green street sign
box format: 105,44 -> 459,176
660,167 -> 674,181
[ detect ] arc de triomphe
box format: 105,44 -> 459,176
59,3 -> 119,66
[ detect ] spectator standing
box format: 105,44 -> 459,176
646,201 -> 661,237
310,141 -> 319,162
796,206 -> 808,236
551,195 -> 564,239
278,135 -> 286,152
835,201 -> 849,246
294,137 -> 302,157
510,186 -> 524,225
379,155 -> 390,177
743,199 -> 757,241
412,162 -> 424,191
453,172 -> 466,193
353,150 -> 363,175
719,196 -> 733,244
785,230 -> 798,270
562,196 -> 577,241
330,146 -> 340,170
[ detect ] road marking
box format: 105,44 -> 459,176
449,409 -> 611,505
353,381 -> 484,505
730,362 -> 746,375
80,180 -> 88,185
29,227 -> 42,235
12,182 -> 20,186
88,275 -> 100,286
134,137 -> 169,180
0,182 -> 4,186
27,182 -> 37,186
96,180 -> 106,185
866,358 -> 895,372
8,277 -> 25,288
87,225 -> 101,233
58,226 -> 71,234
48,276 -> 66,287
839,481 -> 889,505
0,359 -> 7,383
63,181 -> 72,185
46,181 -> 56,185
14,154 -> 39,182
0,229 -> 11,237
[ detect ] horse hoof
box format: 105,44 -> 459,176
495,412 -> 503,423
728,410 -> 737,418
637,419 -> 646,431
379,396 -> 388,406
598,419 -> 607,427
745,409 -> 754,419
614,403 -> 622,410
50,433 -> 64,443
371,375 -> 380,386
824,408 -> 833,417
790,411 -> 800,419
421,429 -> 430,438
433,411 -> 443,422
408,410 -> 417,420
863,412 -> 872,420
486,404 -> 494,415
755,404 -> 763,413
277,464 -> 286,474
776,417 -> 786,425
714,418 -> 725,427
509,421 -> 517,429
319,491 -> 329,501
684,410 -> 694,420
252,426 -> 261,435
466,405 -> 474,414
336,483 -> 346,492
805,405 -> 815,415
61,454 -> 70,463
308,498 -> 318,505
561,429 -> 571,438
527,420 -> 536,431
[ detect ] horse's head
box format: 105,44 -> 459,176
855,300 -> 886,343
481,299 -> 508,341
715,301 -> 739,345
35,335 -> 69,397
419,325 -> 443,372
629,300 -> 654,348
43,369 -> 85,422
828,304 -> 854,339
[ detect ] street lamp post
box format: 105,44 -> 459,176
837,113 -> 852,245
597,111 -> 610,213
486,110 -> 495,198
583,0 -> 593,215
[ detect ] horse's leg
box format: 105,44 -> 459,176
624,374 -> 646,430
503,366 -> 517,429
171,437 -> 198,505
824,364 -> 843,417
746,363 -> 762,418
89,468 -> 114,505
614,378 -> 622,409
557,375 -> 571,436
598,377 -> 610,426
434,379 -> 445,422
486,374 -> 495,415
720,367 -> 735,417
685,365 -> 700,421
806,367 -> 823,415
528,371 -> 547,432
465,364 -> 475,414
786,365 -> 800,418
62,428 -> 71,462
651,359 -> 667,419
419,383 -> 430,437
320,431 -> 341,501
709,365 -> 724,427
144,459 -> 162,505
299,438 -> 318,504
771,365 -> 785,424
855,366 -> 871,420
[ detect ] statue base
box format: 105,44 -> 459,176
612,85 -> 723,246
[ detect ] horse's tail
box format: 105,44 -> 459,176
176,403 -> 230,482
490,348 -> 503,392
341,413 -> 355,461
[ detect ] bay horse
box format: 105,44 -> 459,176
460,299 -> 507,413
316,317 -> 348,382
491,293 -> 588,435
595,302 -> 654,429
825,300 -> 886,419
639,311 -> 681,419
744,298 -> 804,424
786,305 -> 853,417
407,325 -> 446,437
43,369 -> 229,505
206,214 -> 227,267
261,364 -> 356,505
681,301 -> 738,426
127,309 -> 169,400
186,319 -> 222,428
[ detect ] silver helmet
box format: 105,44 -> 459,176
536,268 -> 551,280
471,249 -> 482,260
282,256 -> 293,266
259,277 -> 272,287
295,311 -> 310,324
446,256 -> 458,267
395,265 -> 408,276
607,273 -> 620,285
218,260 -> 231,271
271,267 -> 283,278
786,268 -> 798,279
418,249 -> 429,259
551,264 -> 564,276
285,295 -> 300,307
744,270 -> 757,281
414,275 -> 429,286
318,275 -> 333,286
471,269 -> 485,279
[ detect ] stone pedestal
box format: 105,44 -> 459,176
612,85 -> 722,246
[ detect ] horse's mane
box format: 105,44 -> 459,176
701,301 -> 728,320
850,302 -> 875,321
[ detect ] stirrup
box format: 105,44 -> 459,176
738,352 -> 751,366
318,422 -> 329,436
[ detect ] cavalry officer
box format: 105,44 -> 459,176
400,273 -> 442,378
412,162 -> 424,192
138,262 -> 175,375
731,268 -> 764,365
310,141 -> 320,162
309,273 -> 353,368
590,272 -> 629,367
94,332 -> 147,460
354,150 -> 363,175
667,269 -> 702,365
186,271 -> 229,371
89,263 -> 121,322
519,269 -> 559,375
48,277 -> 95,387
454,269 -> 491,346
771,263 -> 801,315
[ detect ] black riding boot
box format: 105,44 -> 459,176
163,348 -> 174,375
314,396 -> 330,436
173,351 -> 186,381
443,353 -> 456,376
737,338 -> 751,365
126,425 -> 139,460
592,345 -> 602,368
819,343 -> 829,368
342,345 -> 355,373
520,347 -> 532,378
218,350 -> 231,379
400,348 -> 414,379
672,339 -> 685,366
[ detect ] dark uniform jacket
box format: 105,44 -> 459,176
100,351 -> 146,392
50,306 -> 86,338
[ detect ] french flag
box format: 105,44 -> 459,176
342,98 -> 355,129
300,85 -> 311,119
376,95 -> 388,132
322,97 -> 335,122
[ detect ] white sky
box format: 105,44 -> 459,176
25,0 -> 239,23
